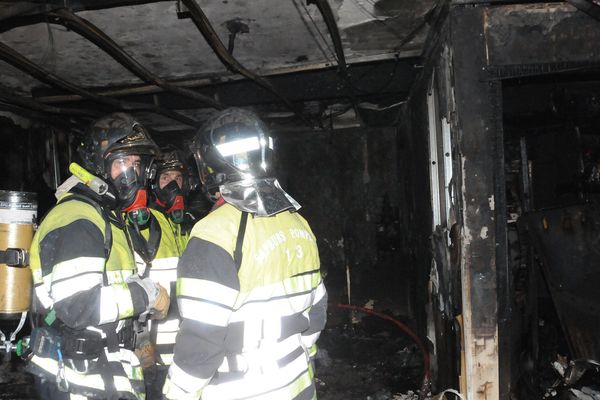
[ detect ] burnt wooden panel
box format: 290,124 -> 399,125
451,5 -> 502,400
526,205 -> 600,361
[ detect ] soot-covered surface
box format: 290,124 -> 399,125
315,310 -> 425,400
0,352 -> 35,399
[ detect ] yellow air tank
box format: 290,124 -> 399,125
0,190 -> 36,317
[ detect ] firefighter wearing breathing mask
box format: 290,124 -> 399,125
151,147 -> 192,251
26,113 -> 170,400
127,148 -> 190,399
163,108 -> 328,400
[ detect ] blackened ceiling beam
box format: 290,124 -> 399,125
0,41 -> 200,127
307,0 -> 360,112
0,84 -> 100,117
32,58 -> 418,111
0,101 -> 83,129
307,0 -> 349,80
566,0 -> 600,21
45,8 -> 224,110
180,0 -> 315,127
452,0 -> 549,3
0,1 -> 168,28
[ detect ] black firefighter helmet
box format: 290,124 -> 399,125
78,113 -> 159,223
151,146 -> 187,223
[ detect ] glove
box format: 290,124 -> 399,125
127,276 -> 170,321
150,284 -> 170,321
135,339 -> 156,369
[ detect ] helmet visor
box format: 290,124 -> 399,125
212,128 -> 274,177
107,154 -> 154,185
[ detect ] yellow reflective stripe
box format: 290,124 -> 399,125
99,286 -> 118,323
31,355 -> 104,390
105,269 -> 132,285
230,291 -> 313,323
155,317 -> 180,333
99,283 -> 134,324
313,281 -> 326,303
307,343 -> 318,359
301,333 -> 320,353
178,278 -> 238,306
160,353 -> 174,365
34,285 -> 53,309
156,331 -> 177,345
51,273 -> 104,302
31,262 -> 43,284
232,273 -> 318,306
151,256 -> 178,270
200,349 -> 312,400
178,298 -> 231,327
164,362 -> 208,399
281,273 -> 317,295
114,282 -> 134,319
51,257 -> 104,281
148,269 -> 177,291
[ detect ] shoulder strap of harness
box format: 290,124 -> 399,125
233,212 -> 249,272
57,193 -> 112,285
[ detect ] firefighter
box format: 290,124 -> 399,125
150,147 -> 193,252
26,113 -> 170,400
163,108 -> 328,400
129,148 -> 190,399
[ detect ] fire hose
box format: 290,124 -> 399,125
336,303 -> 430,393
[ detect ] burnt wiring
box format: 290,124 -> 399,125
303,0 -> 436,111
291,0 -> 337,63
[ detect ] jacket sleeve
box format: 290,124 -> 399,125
37,218 -> 147,330
163,237 -> 240,400
301,277 -> 328,358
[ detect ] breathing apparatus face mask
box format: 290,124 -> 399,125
107,154 -> 152,225
154,175 -> 185,224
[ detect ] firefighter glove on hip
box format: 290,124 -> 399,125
127,275 -> 170,321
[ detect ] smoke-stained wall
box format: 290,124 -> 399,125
276,127 -> 414,314
0,115 -> 57,215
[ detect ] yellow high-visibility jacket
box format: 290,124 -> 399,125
138,208 -> 183,365
163,202 -> 328,400
28,189 -> 146,399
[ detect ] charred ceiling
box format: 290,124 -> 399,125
0,0 -> 435,132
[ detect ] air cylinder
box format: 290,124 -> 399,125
0,190 -> 36,318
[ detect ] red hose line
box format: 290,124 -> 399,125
336,303 -> 431,386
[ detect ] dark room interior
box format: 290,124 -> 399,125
0,1 -> 600,400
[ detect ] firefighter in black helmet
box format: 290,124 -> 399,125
27,113 -> 170,400
130,147 -> 192,399
163,108 -> 328,400
150,146 -> 193,250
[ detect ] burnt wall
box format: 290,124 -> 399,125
0,115 -> 57,215
276,127 -> 414,314
396,95 -> 435,332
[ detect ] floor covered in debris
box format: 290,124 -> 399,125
0,314 -> 427,400
315,312 -> 426,400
